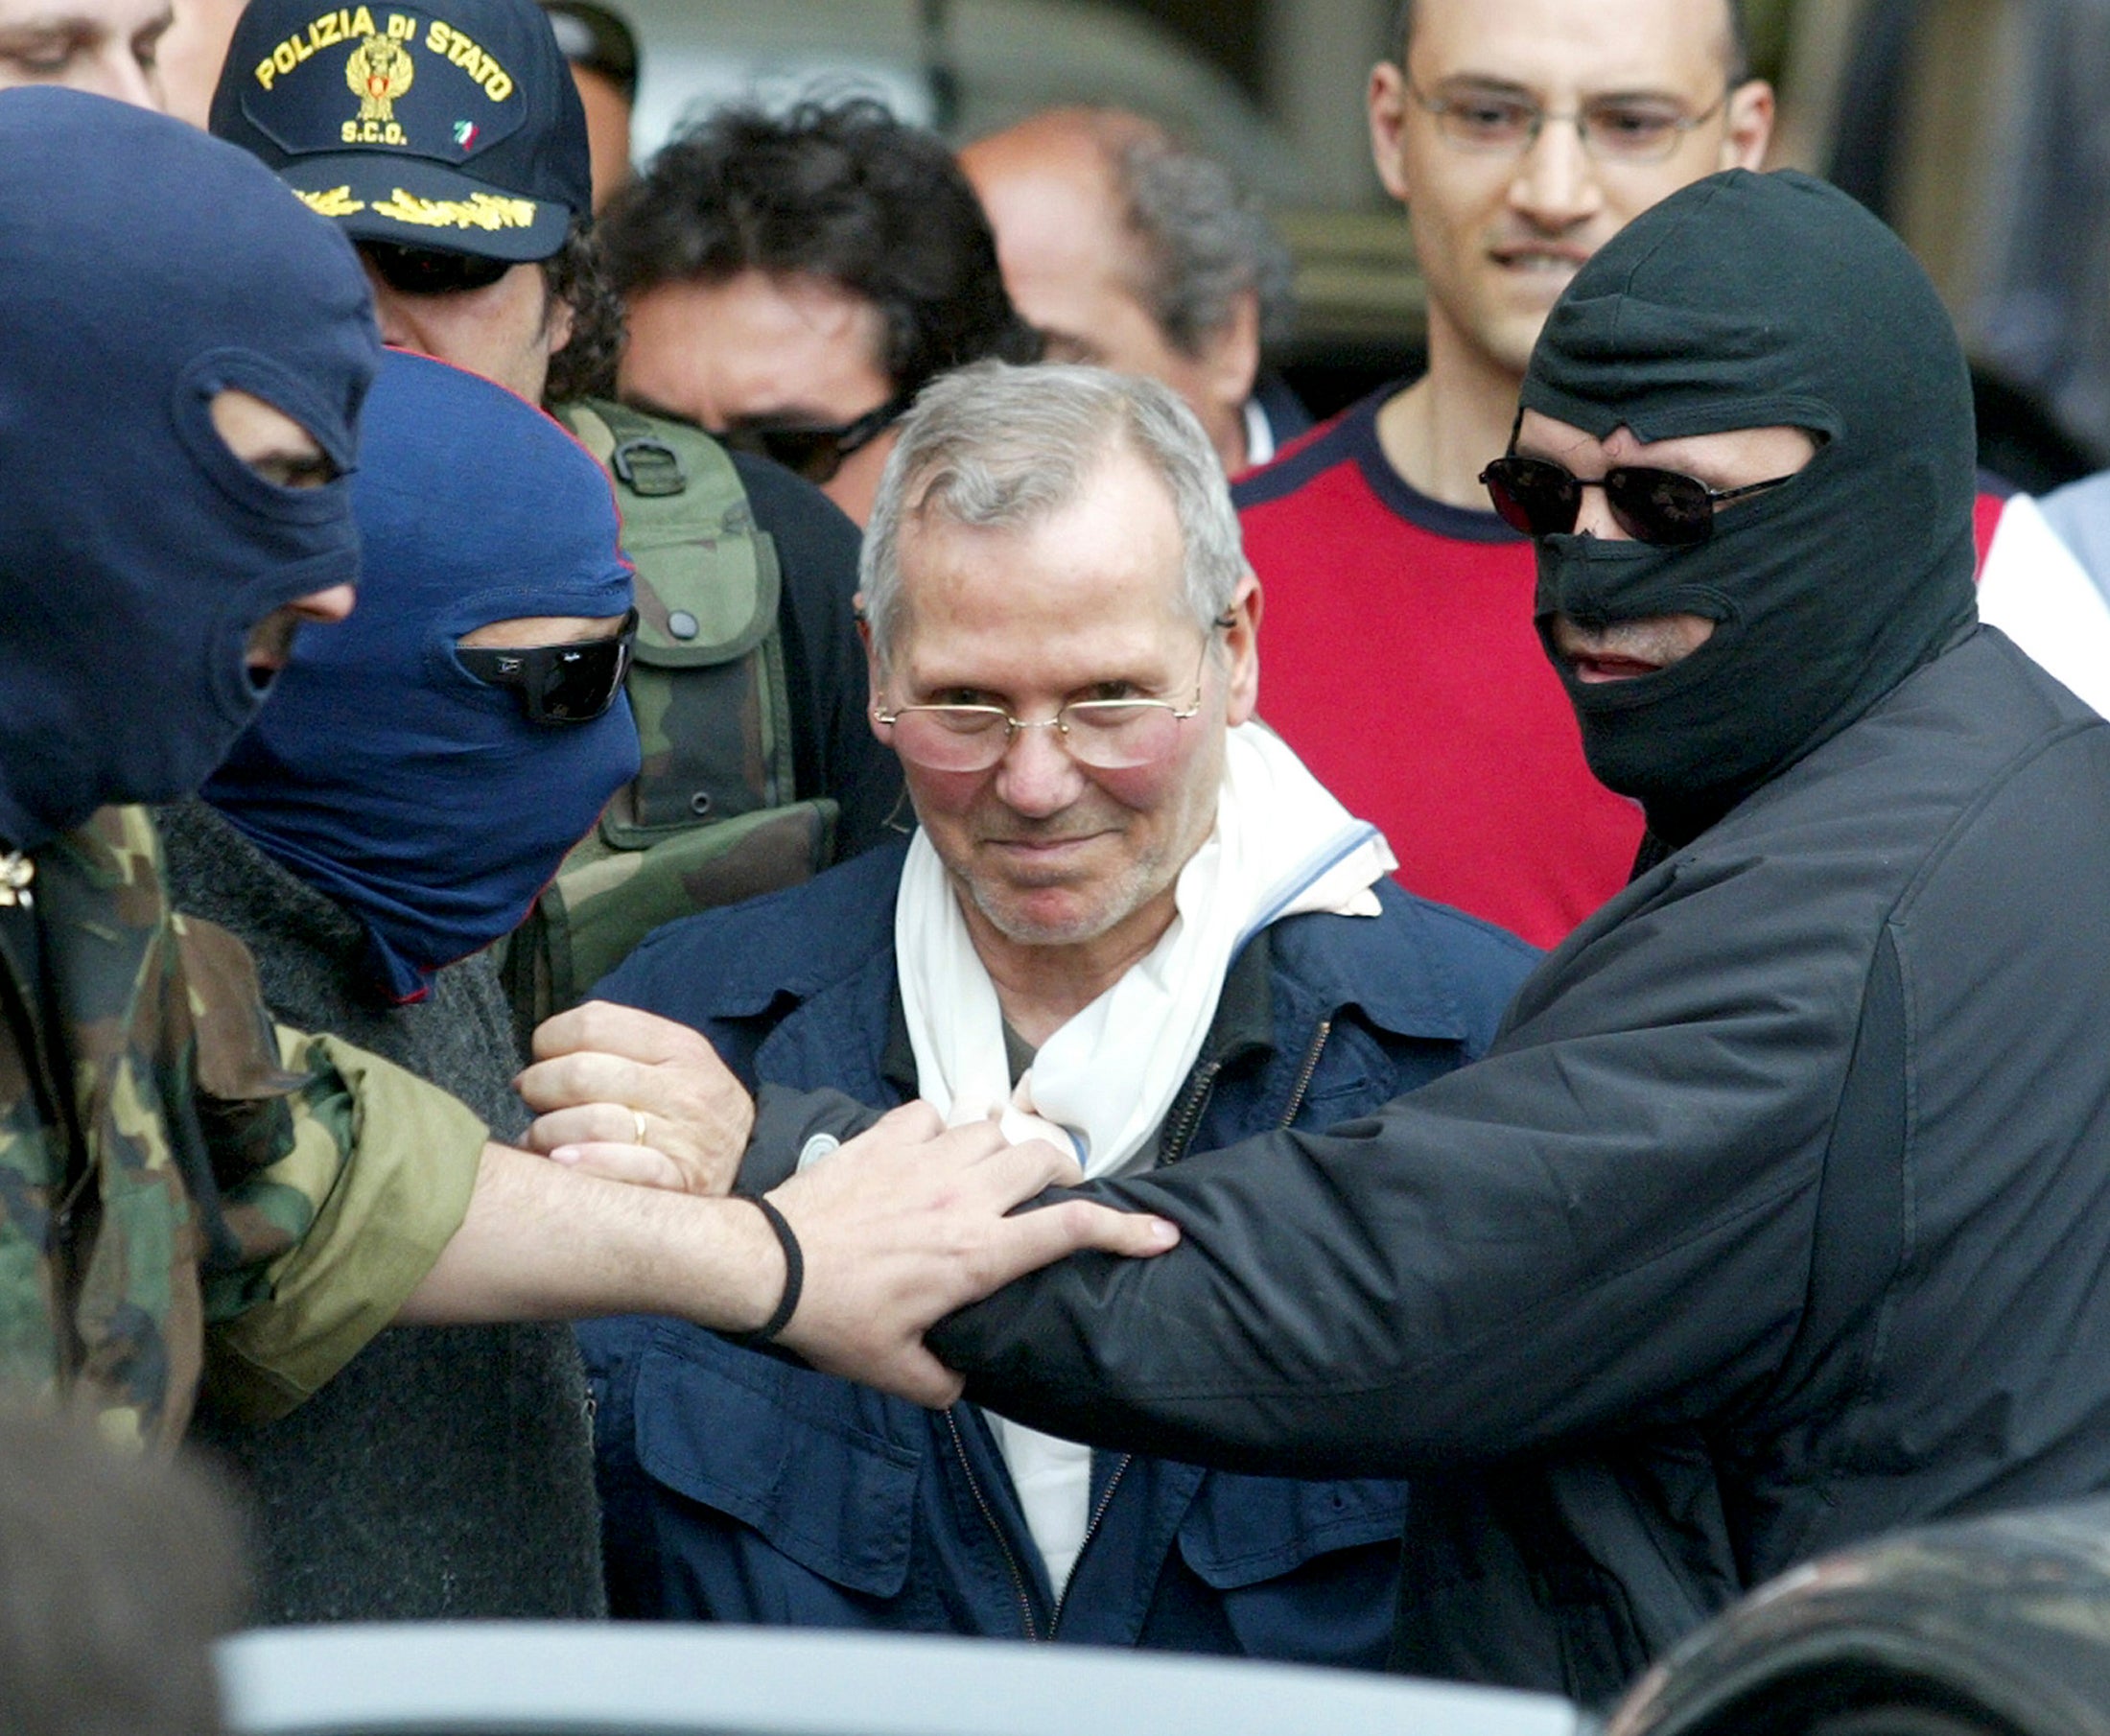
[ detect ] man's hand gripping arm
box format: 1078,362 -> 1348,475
400,1103 -> 1178,1406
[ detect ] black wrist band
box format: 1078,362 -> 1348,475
726,1194 -> 803,1347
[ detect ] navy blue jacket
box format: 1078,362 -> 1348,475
578,836 -> 1536,1662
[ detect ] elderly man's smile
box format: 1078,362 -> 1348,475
984,828 -> 1114,869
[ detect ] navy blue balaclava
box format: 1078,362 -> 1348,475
1521,169 -> 1980,849
203,350 -> 639,1002
0,89 -> 379,851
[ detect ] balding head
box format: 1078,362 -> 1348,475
962,106 -> 1292,473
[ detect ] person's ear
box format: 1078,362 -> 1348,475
1722,79 -> 1775,172
857,608 -> 891,745
1222,572 -> 1262,727
1368,59 -> 1415,205
541,273 -> 576,360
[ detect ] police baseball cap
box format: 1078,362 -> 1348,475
210,0 -> 591,263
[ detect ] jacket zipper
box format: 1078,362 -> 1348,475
955,1018 -> 1335,1641
1048,1454 -> 1131,1638
945,1406 -> 1042,1640
1030,1048 -> 1220,1633
1278,1019 -> 1332,1127
1157,1059 -> 1223,1166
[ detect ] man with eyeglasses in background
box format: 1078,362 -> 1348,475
565,362 -> 1536,1659
599,98 -> 1041,528
209,0 -> 905,1071
1230,0 -> 1773,954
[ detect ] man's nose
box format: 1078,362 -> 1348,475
1571,480 -> 1630,542
291,582 -> 358,625
86,45 -> 159,109
1508,118 -> 1605,229
992,717 -> 1087,817
359,274 -> 421,351
369,295 -> 415,350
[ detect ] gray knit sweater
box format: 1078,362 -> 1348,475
156,797 -> 604,1622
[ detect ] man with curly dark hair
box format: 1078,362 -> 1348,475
603,99 -> 1040,525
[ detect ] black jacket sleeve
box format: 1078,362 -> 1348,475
731,452 -> 904,858
926,855 -> 1867,1484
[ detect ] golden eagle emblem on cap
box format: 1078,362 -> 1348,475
341,32 -> 411,132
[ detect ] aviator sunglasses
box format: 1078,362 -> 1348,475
1480,453 -> 1799,547
457,608 -> 639,725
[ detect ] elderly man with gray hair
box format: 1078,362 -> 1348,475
566,361 -> 1534,1659
962,111 -> 1305,474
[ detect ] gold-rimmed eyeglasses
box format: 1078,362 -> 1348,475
1407,80 -> 1729,164
875,633 -> 1221,774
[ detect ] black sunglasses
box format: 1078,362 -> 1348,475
360,241 -> 516,297
1480,453 -> 1799,547
715,393 -> 911,485
457,608 -> 638,725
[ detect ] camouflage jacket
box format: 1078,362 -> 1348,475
0,807 -> 485,1451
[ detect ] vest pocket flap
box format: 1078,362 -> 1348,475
624,525 -> 781,670
555,397 -> 782,669
631,1329 -> 922,1598
1176,1473 -> 1409,1588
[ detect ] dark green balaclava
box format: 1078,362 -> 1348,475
1521,169 -> 1979,849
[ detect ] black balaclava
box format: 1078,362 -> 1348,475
1521,168 -> 1980,850
0,89 -> 380,852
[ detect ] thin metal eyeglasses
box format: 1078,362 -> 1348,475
1407,80 -> 1729,164
874,630 -> 1226,774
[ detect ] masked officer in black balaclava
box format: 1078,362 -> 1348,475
914,169 -> 2110,1703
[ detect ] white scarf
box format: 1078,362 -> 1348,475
887,721 -> 1395,1593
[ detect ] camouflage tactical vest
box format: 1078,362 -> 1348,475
503,401 -> 838,1036
0,809 -> 316,1449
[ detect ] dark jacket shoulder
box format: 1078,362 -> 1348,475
602,833 -> 1536,1116
1270,880 -> 1536,1061
602,833 -> 1533,1051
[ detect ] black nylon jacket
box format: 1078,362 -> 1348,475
928,626 -> 2110,1705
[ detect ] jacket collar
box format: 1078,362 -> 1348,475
725,835 -> 1488,1051
1263,883 -> 1486,1045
